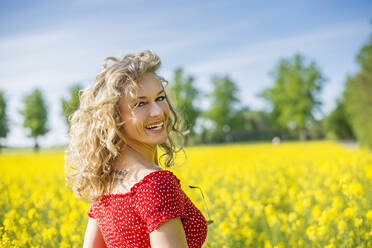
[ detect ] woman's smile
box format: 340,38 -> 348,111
145,120 -> 165,133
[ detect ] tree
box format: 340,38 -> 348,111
168,68 -> 200,145
19,89 -> 49,152
61,84 -> 82,130
0,91 -> 9,152
228,107 -> 281,141
324,97 -> 354,140
260,54 -> 325,140
203,75 -> 240,143
308,119 -> 326,140
344,31 -> 372,148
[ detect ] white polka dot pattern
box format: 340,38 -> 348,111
88,170 -> 208,248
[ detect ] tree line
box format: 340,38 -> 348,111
0,31 -> 371,151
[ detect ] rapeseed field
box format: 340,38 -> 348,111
0,141 -> 371,247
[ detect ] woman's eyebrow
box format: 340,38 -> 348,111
138,90 -> 164,99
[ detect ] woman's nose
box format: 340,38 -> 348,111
149,102 -> 163,117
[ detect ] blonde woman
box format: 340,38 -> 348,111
64,51 -> 208,248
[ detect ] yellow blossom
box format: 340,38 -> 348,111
0,141 -> 370,247
343,207 -> 355,219
338,220 -> 347,233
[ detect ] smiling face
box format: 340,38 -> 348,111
119,72 -> 170,146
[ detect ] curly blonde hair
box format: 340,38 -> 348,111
64,50 -> 185,202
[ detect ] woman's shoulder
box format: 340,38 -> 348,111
136,169 -> 180,187
132,169 -> 181,194
99,168 -> 168,198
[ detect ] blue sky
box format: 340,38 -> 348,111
0,0 -> 371,147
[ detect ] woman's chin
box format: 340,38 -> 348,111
141,135 -> 168,145
152,137 -> 168,145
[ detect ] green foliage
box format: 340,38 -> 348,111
260,53 -> 325,140
19,89 -> 49,151
0,91 -> 9,138
203,75 -> 240,142
324,98 -> 354,140
168,68 -> 200,145
307,120 -> 325,140
229,108 -> 281,141
344,32 -> 372,148
61,85 -> 82,129
0,91 -> 9,150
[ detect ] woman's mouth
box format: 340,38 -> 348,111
145,121 -> 165,133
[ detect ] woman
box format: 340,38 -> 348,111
64,50 -> 208,248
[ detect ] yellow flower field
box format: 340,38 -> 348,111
0,141 -> 371,247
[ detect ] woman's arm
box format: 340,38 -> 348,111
83,218 -> 107,248
149,217 -> 189,248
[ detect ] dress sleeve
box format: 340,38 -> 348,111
134,171 -> 187,233
87,203 -> 96,219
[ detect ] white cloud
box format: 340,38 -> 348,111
188,21 -> 368,74
184,20 -> 370,111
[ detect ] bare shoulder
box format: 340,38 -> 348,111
109,166 -> 163,194
137,166 -> 163,179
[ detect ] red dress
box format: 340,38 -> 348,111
88,170 -> 208,248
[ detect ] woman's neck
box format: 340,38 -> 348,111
113,139 -> 157,170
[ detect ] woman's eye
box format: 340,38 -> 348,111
156,96 -> 166,101
136,102 -> 146,107
135,96 -> 164,107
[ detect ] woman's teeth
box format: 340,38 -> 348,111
145,122 -> 164,130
